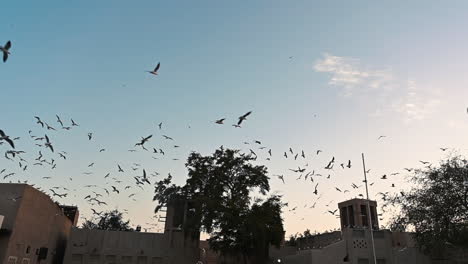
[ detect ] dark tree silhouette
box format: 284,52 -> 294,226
82,210 -> 133,231
153,147 -> 285,264
387,155 -> 468,256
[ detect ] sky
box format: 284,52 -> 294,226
1,0 -> 468,236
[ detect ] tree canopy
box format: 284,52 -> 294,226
153,147 -> 285,264
387,155 -> 468,256
82,209 -> 134,231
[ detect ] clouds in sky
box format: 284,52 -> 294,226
314,53 -> 441,122
314,53 -> 394,96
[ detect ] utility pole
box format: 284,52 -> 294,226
362,153 -> 377,264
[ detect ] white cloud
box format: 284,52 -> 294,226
314,53 -> 394,95
314,53 -> 441,122
391,80 -> 441,122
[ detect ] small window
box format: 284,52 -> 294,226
71,254 -> 83,264
25,246 -> 31,255
7,256 -> 17,264
122,256 -> 133,263
137,256 -> 148,264
152,257 -> 162,264
357,258 -> 369,264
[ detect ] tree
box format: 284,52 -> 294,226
82,210 -> 134,231
387,155 -> 468,256
153,147 -> 285,264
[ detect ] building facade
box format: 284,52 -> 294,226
276,199 -> 432,264
0,183 -> 78,264
63,199 -> 200,264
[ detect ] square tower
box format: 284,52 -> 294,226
338,198 -> 379,230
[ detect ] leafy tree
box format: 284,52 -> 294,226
82,209 -> 134,231
387,155 -> 468,256
153,147 -> 285,264
285,234 -> 298,247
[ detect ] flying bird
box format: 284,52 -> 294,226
237,111 -> 252,126
313,183 -> 319,195
147,62 -> 161,75
276,175 -> 285,184
88,133 -> 93,140
71,119 -> 79,126
1,40 -> 11,62
111,186 -> 120,194
328,209 -> 338,216
378,136 -> 386,140
56,115 -> 63,127
162,135 -> 173,140
135,135 -> 152,148
215,118 -> 225,124
0,129 -> 15,148
44,135 -> 54,152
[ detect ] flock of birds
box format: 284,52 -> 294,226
0,38 -> 448,234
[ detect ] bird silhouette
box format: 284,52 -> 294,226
147,62 -> 161,75
1,40 -> 11,62
328,209 -> 338,216
0,130 -> 15,148
215,118 -> 225,124
135,135 -> 152,148
44,135 -> 54,152
237,111 -> 252,126
56,115 -> 64,127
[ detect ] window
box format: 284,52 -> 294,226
137,256 -> 148,264
121,256 -> 133,263
71,254 -> 83,264
7,256 -> 17,264
152,257 -> 162,264
25,246 -> 31,255
348,205 -> 355,227
360,205 -> 368,227
357,258 -> 369,264
88,255 -> 100,264
105,255 -> 117,264
340,207 -> 348,227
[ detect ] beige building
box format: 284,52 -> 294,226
63,199 -> 200,264
0,183 -> 78,264
278,199 -> 432,264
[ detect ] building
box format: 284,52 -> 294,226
276,199 -> 432,264
0,183 -> 78,264
63,199 -> 200,264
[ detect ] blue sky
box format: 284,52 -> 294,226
2,1 -> 468,235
